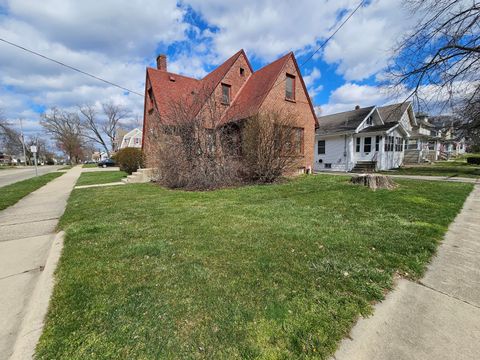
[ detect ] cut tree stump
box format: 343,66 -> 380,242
350,174 -> 397,191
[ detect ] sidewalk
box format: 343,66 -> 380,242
315,171 -> 479,184
334,185 -> 480,360
0,167 -> 82,360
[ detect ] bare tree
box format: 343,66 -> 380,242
40,108 -> 85,164
79,102 -> 130,156
79,104 -> 111,156
0,110 -> 23,156
388,0 -> 480,118
102,101 -> 130,152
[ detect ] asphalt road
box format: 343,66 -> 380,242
0,166 -> 62,188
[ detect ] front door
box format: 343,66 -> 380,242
358,136 -> 375,161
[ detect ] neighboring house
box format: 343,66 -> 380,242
402,113 -> 442,163
113,128 -> 128,152
429,115 -> 467,158
315,103 -> 413,172
142,50 -> 317,173
119,128 -> 142,149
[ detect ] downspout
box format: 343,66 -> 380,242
344,134 -> 348,172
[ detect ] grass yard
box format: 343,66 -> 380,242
76,170 -> 127,186
82,163 -> 98,168
383,161 -> 480,178
0,172 -> 64,210
59,165 -> 73,170
37,175 -> 472,359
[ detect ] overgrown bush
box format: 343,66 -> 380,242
466,156 -> 480,165
114,148 -> 144,174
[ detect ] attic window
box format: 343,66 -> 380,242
286,74 -> 295,101
147,87 -> 153,104
366,116 -> 373,125
240,67 -> 245,76
221,83 -> 231,104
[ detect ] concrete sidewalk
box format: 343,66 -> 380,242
0,166 -> 82,360
315,171 -> 479,184
334,185 -> 480,360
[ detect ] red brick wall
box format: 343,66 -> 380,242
260,56 -> 316,171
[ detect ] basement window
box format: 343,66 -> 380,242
325,163 -> 332,169
221,83 -> 231,104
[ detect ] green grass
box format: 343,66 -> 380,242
383,161 -> 480,178
36,175 -> 472,359
0,165 -> 19,170
0,172 -> 64,210
59,166 -> 73,170
82,163 -> 98,168
76,170 -> 127,186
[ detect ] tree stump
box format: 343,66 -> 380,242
350,174 -> 397,191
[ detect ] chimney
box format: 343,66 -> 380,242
156,54 -> 167,71
355,105 -> 360,110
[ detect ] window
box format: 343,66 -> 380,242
364,137 -> 372,153
147,87 -> 154,104
356,138 -> 361,152
221,83 -> 231,104
294,128 -> 304,155
318,140 -> 325,155
366,116 -> 373,125
240,67 -> 245,76
325,163 -> 332,169
286,74 -> 295,100
375,135 -> 381,151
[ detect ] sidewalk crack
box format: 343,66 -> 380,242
417,281 -> 480,310
0,265 -> 44,281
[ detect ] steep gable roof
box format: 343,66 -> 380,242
378,102 -> 411,123
317,106 -> 375,135
223,53 -> 291,123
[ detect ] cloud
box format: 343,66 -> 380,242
303,67 -> 323,98
322,0 -> 418,81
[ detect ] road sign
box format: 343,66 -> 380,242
30,145 -> 37,153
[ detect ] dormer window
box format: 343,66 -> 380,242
286,74 -> 295,101
366,116 -> 373,125
221,83 -> 231,104
240,67 -> 245,76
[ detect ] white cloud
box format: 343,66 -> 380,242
323,0 -> 418,81
303,67 -> 323,98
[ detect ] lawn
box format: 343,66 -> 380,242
82,163 -> 98,168
0,172 -> 64,210
37,175 -> 472,359
58,165 -> 73,170
382,159 -> 480,178
76,170 -> 127,186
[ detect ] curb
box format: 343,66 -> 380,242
9,231 -> 64,360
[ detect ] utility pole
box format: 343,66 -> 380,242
19,118 -> 28,166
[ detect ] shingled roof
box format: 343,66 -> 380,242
377,102 -> 411,123
317,106 -> 375,135
145,49 -> 316,127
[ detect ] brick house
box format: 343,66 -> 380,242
142,49 -> 317,173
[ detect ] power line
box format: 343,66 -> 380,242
0,37 -> 144,97
299,0 -> 366,68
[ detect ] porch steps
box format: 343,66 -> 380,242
351,161 -> 376,173
121,168 -> 153,184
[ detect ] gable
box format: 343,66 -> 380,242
355,108 -> 383,132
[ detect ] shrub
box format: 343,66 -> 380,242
114,148 -> 144,174
466,156 -> 480,165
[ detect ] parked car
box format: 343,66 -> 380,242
98,159 -> 116,168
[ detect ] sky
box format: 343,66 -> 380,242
0,0 -> 421,135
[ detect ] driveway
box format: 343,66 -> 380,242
0,166 -> 62,188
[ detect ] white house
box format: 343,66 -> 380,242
315,103 -> 415,172
119,128 -> 142,150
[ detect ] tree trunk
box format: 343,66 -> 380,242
350,174 -> 397,191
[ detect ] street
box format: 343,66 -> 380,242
0,166 -> 62,188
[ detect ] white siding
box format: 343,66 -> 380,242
314,135 -> 348,171
378,128 -> 405,170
